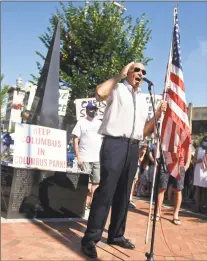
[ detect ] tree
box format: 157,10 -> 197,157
0,74 -> 9,119
193,134 -> 207,149
34,1 -> 152,125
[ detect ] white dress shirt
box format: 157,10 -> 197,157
98,80 -> 149,140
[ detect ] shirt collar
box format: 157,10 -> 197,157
123,80 -> 142,94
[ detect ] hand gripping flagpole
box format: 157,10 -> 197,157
145,7 -> 177,261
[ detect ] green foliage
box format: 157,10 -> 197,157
10,124 -> 15,134
30,73 -> 39,86
193,134 -> 207,148
34,1 -> 152,125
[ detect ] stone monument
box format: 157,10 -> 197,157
1,19 -> 89,219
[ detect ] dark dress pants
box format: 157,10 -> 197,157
82,136 -> 139,245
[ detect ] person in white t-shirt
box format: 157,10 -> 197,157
72,102 -> 103,209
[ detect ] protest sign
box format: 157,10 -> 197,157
58,89 -> 70,116
143,94 -> 162,121
13,123 -> 67,172
75,98 -> 106,120
75,94 -> 162,121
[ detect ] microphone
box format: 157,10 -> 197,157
142,76 -> 154,86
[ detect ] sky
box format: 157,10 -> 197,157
1,1 -> 207,106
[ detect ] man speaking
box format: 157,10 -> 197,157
81,61 -> 167,258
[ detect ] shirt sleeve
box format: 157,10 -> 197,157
107,83 -> 119,103
96,83 -> 118,103
72,121 -> 81,138
106,89 -> 115,103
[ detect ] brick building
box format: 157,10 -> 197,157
188,103 -> 207,138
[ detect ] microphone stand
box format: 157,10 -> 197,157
145,82 -> 167,261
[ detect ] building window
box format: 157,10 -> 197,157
192,120 -> 207,136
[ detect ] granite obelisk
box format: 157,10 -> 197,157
28,19 -> 60,128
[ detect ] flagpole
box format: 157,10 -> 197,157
145,6 -> 177,261
159,5 -> 178,132
144,7 -> 176,246
145,134 -> 159,244
159,6 -> 176,130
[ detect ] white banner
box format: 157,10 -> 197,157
10,109 -> 22,124
58,89 -> 70,116
13,123 -> 67,172
75,98 -> 107,120
143,94 -> 162,121
13,90 -> 25,105
75,94 -> 162,121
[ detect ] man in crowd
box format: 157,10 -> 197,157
72,102 -> 103,209
148,141 -> 157,192
1,130 -> 13,155
81,61 -> 167,258
154,145 -> 191,225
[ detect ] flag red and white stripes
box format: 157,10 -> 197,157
202,152 -> 207,170
161,8 -> 191,178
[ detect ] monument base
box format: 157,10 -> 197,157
1,165 -> 89,219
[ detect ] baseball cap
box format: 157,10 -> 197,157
86,102 -> 98,110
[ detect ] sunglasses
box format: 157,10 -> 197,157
134,67 -> 146,75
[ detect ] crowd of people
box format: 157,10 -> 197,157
129,137 -> 207,216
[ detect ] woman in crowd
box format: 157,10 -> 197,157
129,144 -> 148,207
193,136 -> 207,212
136,149 -> 150,197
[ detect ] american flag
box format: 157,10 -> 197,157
161,8 -> 191,178
202,152 -> 207,170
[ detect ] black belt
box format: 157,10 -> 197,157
104,135 -> 140,145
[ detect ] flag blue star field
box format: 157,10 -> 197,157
172,12 -> 182,70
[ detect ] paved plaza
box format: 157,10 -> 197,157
1,199 -> 207,260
